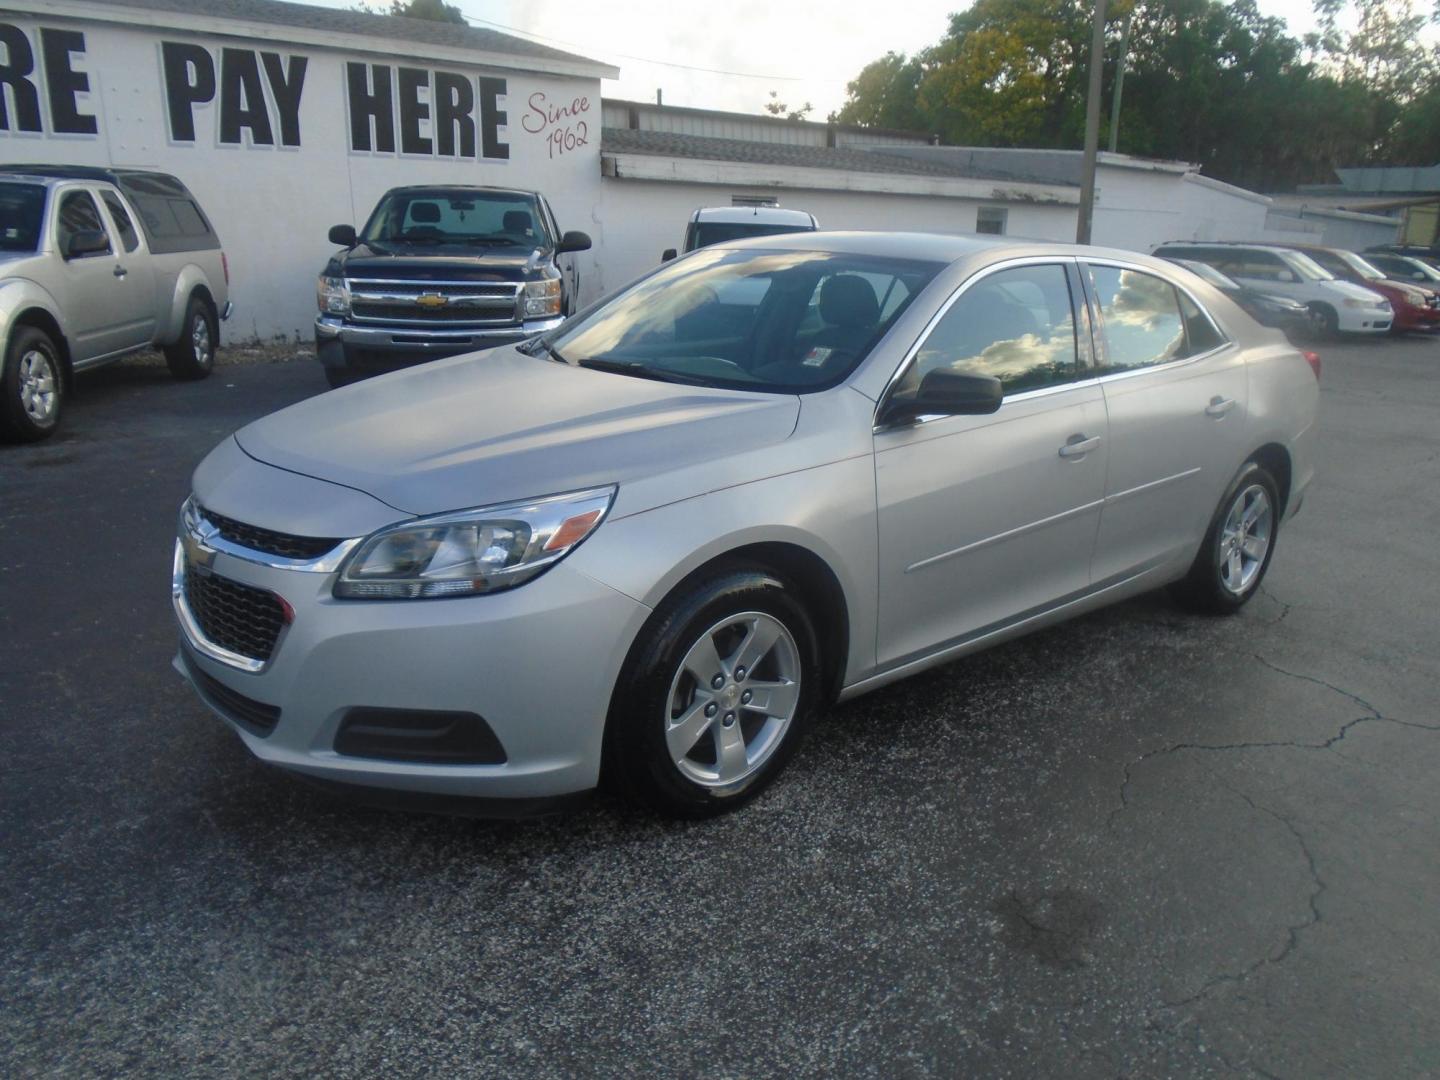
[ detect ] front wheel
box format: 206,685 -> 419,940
1170,462 -> 1280,615
605,568 -> 823,817
165,296 -> 217,380
1,326 -> 65,442
1305,304 -> 1338,340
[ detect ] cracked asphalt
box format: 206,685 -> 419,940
2,338 -> 1438,1077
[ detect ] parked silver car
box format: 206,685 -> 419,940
0,166 -> 231,441
173,233 -> 1317,816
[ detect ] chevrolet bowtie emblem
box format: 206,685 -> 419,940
415,292 -> 449,308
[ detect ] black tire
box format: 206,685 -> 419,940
605,567 -> 824,817
165,295 -> 217,380
324,366 -> 357,389
1170,461 -> 1281,615
0,325 -> 65,443
1306,303 -> 1339,340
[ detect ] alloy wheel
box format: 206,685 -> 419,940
1219,483 -> 1272,595
664,611 -> 801,789
192,313 -> 213,367
18,348 -> 57,424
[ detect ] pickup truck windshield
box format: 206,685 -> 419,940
360,190 -> 553,248
538,246 -> 942,393
0,183 -> 45,253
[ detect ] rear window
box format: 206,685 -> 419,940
0,182 -> 45,252
686,222 -> 815,251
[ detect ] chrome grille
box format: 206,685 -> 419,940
183,565 -> 287,664
347,279 -> 522,329
199,506 -> 340,561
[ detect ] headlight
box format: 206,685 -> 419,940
1342,297 -> 1389,310
317,275 -> 350,316
523,278 -> 562,318
334,486 -> 614,599
1402,287 -> 1426,306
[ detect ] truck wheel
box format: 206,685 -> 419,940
1,326 -> 65,442
324,366 -> 357,389
165,296 -> 217,380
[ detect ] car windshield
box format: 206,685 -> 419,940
1278,250 -> 1334,282
0,182 -> 46,252
536,246 -> 942,393
1177,259 -> 1238,290
360,190 -> 552,248
689,222 -> 813,251
1334,250 -> 1387,280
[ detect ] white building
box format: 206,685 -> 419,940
4,0 -> 1391,342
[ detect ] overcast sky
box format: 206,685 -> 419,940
319,0 -> 1333,117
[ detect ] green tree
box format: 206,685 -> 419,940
764,91 -> 814,121
833,52 -> 927,131
357,0 -> 468,23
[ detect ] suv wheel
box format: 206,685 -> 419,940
606,568 -> 822,816
1,326 -> 64,442
165,296 -> 217,380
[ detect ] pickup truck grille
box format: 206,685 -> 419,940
347,279 -> 522,329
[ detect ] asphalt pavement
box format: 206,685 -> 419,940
2,338 -> 1437,1078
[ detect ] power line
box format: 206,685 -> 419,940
454,8 -> 844,82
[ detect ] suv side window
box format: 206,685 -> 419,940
895,263 -> 1079,396
100,191 -> 140,253
57,190 -> 111,258
1088,264 -> 1186,372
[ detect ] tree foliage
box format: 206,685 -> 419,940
835,0 -> 1440,190
357,0 -> 468,24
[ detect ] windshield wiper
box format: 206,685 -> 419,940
463,237 -> 520,247
519,338 -> 565,362
573,357 -> 714,386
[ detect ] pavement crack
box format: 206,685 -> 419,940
1161,783 -> 1325,1010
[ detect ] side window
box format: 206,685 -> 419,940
1222,251 -> 1288,282
1088,265 -> 1186,372
1178,291 -> 1227,355
57,191 -> 111,258
898,263 -> 1078,395
100,191 -> 140,253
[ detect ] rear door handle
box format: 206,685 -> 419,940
1205,396 -> 1236,418
113,265 -> 128,278
1059,434 -> 1102,459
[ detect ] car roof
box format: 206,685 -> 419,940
383,185 -> 540,199
692,206 -> 816,226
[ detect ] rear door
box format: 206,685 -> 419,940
1083,260 -> 1250,582
873,259 -> 1109,665
96,187 -> 157,346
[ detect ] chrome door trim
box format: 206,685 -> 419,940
905,498 -> 1106,574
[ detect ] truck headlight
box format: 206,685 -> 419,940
523,278 -> 562,318
334,486 -> 615,599
317,275 -> 350,316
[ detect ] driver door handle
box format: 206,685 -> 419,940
1206,396 -> 1236,418
1059,434 -> 1102,459
113,265 -> 128,278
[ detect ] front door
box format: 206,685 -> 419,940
874,261 -> 1108,667
51,188 -> 139,362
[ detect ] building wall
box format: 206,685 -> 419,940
597,177 -> 1078,294
1264,211 -> 1401,251
0,13 -> 604,341
1091,169 -> 1277,253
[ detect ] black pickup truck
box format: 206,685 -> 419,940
315,185 -> 591,387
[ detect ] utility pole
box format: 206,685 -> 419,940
1076,0 -> 1108,244
1108,6 -> 1135,154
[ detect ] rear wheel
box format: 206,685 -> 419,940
1305,303 -> 1338,340
1170,461 -> 1280,615
165,295 -> 217,380
606,568 -> 822,816
1,326 -> 64,442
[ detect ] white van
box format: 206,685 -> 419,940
1152,242 -> 1391,335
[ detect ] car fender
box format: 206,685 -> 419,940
161,263 -> 218,344
566,453 -> 880,688
0,276 -> 70,364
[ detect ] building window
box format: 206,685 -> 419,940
731,195 -> 779,208
976,206 -> 1008,235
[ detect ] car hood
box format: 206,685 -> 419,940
233,348 -> 801,519
328,242 -> 549,281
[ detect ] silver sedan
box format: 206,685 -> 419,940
172,233 -> 1318,816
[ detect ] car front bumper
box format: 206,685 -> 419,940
172,536 -> 651,800
314,315 -> 565,372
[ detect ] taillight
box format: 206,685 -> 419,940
1302,351 -> 1321,380
221,251 -> 229,286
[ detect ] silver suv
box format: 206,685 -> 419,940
0,166 -> 231,442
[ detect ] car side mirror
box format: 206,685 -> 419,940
63,229 -> 109,259
1275,270 -> 1295,282
328,224 -> 358,247
877,370 -> 1004,427
1415,272 -> 1427,281
556,230 -> 591,254
661,248 -> 678,263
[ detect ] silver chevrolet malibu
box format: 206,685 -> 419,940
173,233 -> 1318,816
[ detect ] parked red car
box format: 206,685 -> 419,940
1276,243 -> 1440,333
